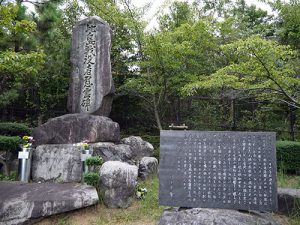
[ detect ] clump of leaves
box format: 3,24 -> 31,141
86,156 -> 103,167
83,172 -> 99,187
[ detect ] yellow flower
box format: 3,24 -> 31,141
22,136 -> 29,141
82,143 -> 89,150
23,144 -> 30,148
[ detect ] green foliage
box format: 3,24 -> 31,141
184,36 -> 300,107
277,141 -> 300,173
0,122 -> 31,136
0,135 -> 22,152
274,0 -> 300,50
86,156 -> 103,167
0,171 -> 17,181
83,172 -> 99,187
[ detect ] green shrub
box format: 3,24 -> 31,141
0,135 -> 22,152
0,171 -> 17,181
0,123 -> 31,137
83,172 -> 99,187
86,156 -> 103,167
277,141 -> 300,174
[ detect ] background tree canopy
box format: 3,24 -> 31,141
0,0 -> 299,140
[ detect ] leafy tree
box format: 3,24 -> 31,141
122,16 -> 219,129
184,36 -> 300,108
0,2 -> 45,110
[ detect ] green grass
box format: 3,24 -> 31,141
277,172 -> 300,189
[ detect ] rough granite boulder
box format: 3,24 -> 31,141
33,114 -> 120,146
91,142 -> 133,164
67,16 -> 115,116
121,136 -> 154,161
138,157 -> 158,179
158,208 -> 280,225
277,188 -> 300,215
0,182 -> 98,225
32,144 -> 82,183
99,161 -> 138,208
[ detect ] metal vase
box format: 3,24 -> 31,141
18,147 -> 32,182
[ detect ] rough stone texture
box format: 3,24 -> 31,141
138,157 -> 158,179
33,114 -> 120,146
91,142 -> 133,164
278,188 -> 300,215
0,182 -> 98,225
67,16 -> 115,116
32,144 -> 82,182
158,208 -> 280,225
99,161 -> 138,208
121,136 -> 154,161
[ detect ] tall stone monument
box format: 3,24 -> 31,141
67,16 -> 115,117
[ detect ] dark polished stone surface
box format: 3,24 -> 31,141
159,130 -> 278,212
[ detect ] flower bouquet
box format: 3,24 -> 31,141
22,136 -> 34,149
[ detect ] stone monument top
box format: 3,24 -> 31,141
67,16 -> 115,117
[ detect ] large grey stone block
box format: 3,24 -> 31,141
32,144 -> 82,182
67,16 -> 115,116
277,188 -> 300,215
91,142 -> 133,164
0,182 -> 98,225
158,208 -> 280,225
99,161 -> 138,208
121,136 -> 154,161
33,114 -> 120,145
138,157 -> 158,179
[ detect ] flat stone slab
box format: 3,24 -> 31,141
0,182 -> 98,225
159,208 -> 280,225
31,144 -> 82,183
159,130 -> 277,212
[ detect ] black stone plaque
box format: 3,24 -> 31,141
159,130 -> 278,212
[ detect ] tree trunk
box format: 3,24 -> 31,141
230,99 -> 237,131
153,100 -> 162,130
0,158 -> 9,176
289,106 -> 297,141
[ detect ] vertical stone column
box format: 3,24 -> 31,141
67,16 -> 115,116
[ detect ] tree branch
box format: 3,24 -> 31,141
250,47 -> 300,107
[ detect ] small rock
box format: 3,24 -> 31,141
32,144 -> 82,183
138,157 -> 158,179
0,182 -> 98,225
277,188 -> 300,215
33,114 -> 120,146
159,208 -> 280,225
99,161 -> 138,208
121,136 -> 154,161
91,142 -> 133,164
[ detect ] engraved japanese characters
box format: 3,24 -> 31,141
159,130 -> 278,212
68,16 -> 115,116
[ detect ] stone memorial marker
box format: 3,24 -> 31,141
159,130 -> 278,212
67,16 -> 115,116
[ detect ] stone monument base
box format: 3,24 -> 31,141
33,113 -> 120,145
158,208 -> 280,225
